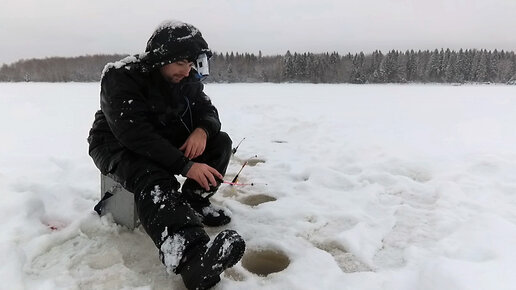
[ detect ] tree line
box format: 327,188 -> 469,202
1,49 -> 515,84
0,54 -> 127,82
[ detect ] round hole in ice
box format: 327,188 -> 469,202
240,194 -> 277,206
241,249 -> 290,276
246,158 -> 266,166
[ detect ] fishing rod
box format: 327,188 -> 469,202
226,137 -> 268,186
231,161 -> 248,183
232,137 -> 246,154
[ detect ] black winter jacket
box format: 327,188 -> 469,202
88,59 -> 221,176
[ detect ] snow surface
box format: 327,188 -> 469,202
1,83 -> 516,289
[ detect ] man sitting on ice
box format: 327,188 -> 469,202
87,20 -> 245,290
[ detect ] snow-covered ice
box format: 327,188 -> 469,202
1,82 -> 516,289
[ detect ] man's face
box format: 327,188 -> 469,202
160,60 -> 194,83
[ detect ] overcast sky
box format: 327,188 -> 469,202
1,0 -> 515,65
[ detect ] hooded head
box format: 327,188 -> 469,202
140,20 -> 212,71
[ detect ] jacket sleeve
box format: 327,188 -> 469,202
100,70 -> 190,174
189,81 -> 221,138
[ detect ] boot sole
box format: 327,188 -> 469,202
197,239 -> 246,289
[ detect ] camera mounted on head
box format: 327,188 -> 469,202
194,53 -> 210,77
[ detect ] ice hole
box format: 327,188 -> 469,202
241,249 -> 290,276
240,194 -> 277,206
247,158 -> 266,166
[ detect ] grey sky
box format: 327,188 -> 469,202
1,0 -> 515,65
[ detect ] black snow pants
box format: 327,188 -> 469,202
89,131 -> 232,270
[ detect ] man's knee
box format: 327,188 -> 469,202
218,131 -> 232,145
209,131 -> 232,152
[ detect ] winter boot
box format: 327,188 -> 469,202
182,179 -> 231,227
179,229 -> 246,290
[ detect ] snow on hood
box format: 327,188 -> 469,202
152,20 -> 200,42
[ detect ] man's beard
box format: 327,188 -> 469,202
168,74 -> 185,83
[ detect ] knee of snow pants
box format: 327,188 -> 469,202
181,131 -> 233,199
193,131 -> 232,175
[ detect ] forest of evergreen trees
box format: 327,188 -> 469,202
1,49 -> 515,84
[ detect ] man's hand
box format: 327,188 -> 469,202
186,162 -> 224,191
179,128 -> 207,159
